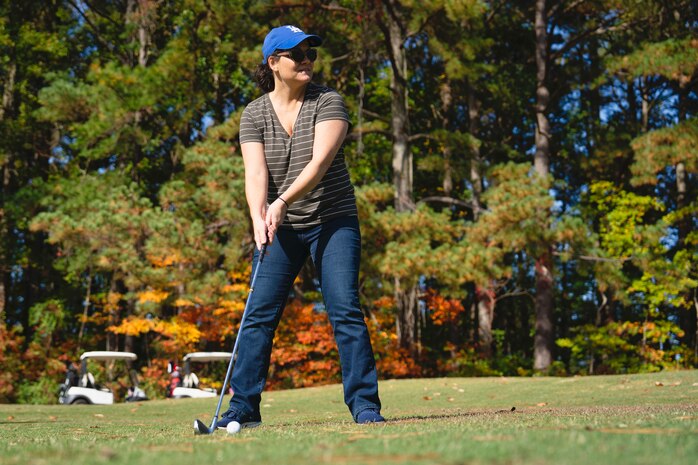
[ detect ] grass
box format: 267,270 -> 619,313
1,370 -> 696,465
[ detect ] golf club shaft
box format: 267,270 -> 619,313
207,243 -> 267,431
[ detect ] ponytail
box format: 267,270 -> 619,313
254,63 -> 274,93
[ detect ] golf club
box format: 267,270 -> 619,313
193,243 -> 268,435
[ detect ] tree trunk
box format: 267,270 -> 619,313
386,5 -> 412,213
533,0 -> 554,371
534,0 -> 551,179
468,85 -> 496,358
106,278 -> 120,352
357,66 -> 365,158
627,79 -> 639,132
381,0 -> 419,356
0,62 -> 14,322
534,254 -> 554,369
0,262 -> 4,323
640,77 -> 650,133
394,277 -> 418,353
127,0 -> 152,68
0,205 -> 5,324
476,286 -> 496,358
676,87 -> 696,355
694,292 -> 698,360
77,271 -> 93,353
126,0 -> 155,184
468,87 -> 483,218
440,80 -> 453,196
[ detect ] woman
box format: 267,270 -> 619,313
216,25 -> 384,430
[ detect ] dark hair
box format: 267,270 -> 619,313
254,63 -> 275,93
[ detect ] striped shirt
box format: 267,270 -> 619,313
239,83 -> 357,229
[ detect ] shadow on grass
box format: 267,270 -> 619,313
388,408 -> 517,423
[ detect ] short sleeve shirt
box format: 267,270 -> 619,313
239,83 -> 357,229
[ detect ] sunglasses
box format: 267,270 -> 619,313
274,48 -> 318,63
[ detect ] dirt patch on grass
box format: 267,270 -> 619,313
390,403 -> 697,423
521,403 -> 697,417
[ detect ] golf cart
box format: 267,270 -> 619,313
58,351 -> 149,405
168,351 -> 232,399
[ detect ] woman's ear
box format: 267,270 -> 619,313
268,55 -> 279,71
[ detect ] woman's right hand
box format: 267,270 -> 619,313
252,215 -> 268,251
264,198 -> 288,245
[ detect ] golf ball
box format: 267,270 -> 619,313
226,421 -> 241,434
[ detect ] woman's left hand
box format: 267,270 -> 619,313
265,198 -> 288,244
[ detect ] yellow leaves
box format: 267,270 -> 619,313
108,316 -> 155,336
174,298 -> 195,307
137,289 -> 169,304
108,313 -> 201,347
104,292 -> 122,312
228,270 -> 249,281
154,318 -> 201,346
221,283 -> 248,294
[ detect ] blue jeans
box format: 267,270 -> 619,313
225,215 -> 381,421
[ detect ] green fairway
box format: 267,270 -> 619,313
1,370 -> 696,465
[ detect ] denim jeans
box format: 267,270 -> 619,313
225,215 -> 381,421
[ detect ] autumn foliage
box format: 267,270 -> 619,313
2,2 -> 697,405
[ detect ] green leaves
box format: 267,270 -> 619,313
588,181 -> 662,260
557,320 -> 686,374
607,38 -> 698,85
30,173 -> 153,286
631,118 -> 698,186
29,299 -> 67,339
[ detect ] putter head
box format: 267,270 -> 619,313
193,419 -> 213,435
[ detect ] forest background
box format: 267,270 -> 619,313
0,0 -> 696,404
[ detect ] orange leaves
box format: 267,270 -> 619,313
612,320 -> 684,341
425,290 -> 464,326
213,300 -> 245,317
0,325 -> 24,403
375,346 -> 421,378
365,306 -> 421,379
266,301 -> 341,390
147,252 -> 179,268
372,296 -> 396,312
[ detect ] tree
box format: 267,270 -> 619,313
620,36 -> 698,357
0,0 -> 79,340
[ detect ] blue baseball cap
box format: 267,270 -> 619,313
262,25 -> 322,63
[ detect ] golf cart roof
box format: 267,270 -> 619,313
183,352 -> 232,362
79,351 -> 138,361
